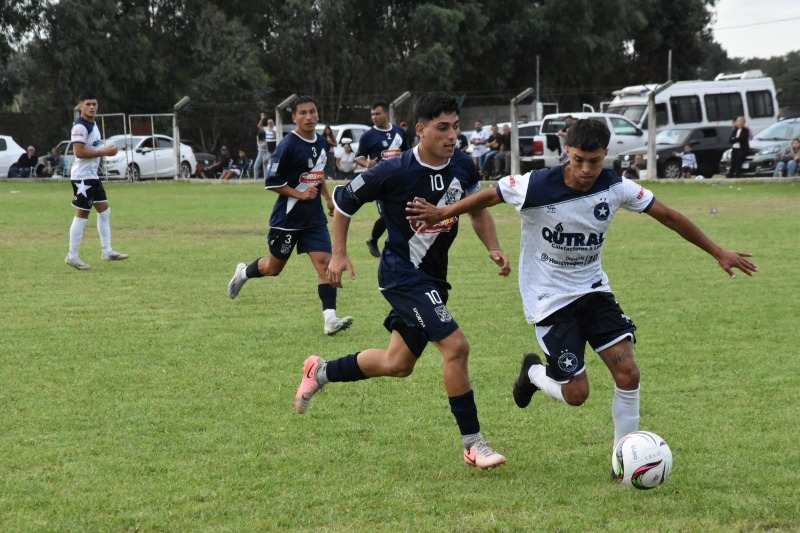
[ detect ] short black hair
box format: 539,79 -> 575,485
372,102 -> 389,112
412,92 -> 459,124
78,92 -> 97,102
292,95 -> 318,114
564,119 -> 610,152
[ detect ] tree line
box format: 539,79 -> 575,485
1,0 -> 798,154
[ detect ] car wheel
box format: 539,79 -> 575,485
126,163 -> 141,181
663,159 -> 681,179
180,161 -> 192,179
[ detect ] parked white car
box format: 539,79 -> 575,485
0,135 -> 26,178
316,123 -> 371,160
529,112 -> 647,169
103,134 -> 197,180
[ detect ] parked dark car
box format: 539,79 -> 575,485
719,117 -> 800,177
615,126 -> 731,179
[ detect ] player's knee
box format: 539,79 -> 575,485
386,360 -> 415,378
614,362 -> 640,390
563,380 -> 590,406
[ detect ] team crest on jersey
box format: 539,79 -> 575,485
594,201 -> 610,221
434,305 -> 452,323
307,158 -> 314,168
444,188 -> 461,205
557,350 -> 578,373
382,140 -> 388,147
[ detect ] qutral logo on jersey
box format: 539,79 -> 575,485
542,223 -> 605,249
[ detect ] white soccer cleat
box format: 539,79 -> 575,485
101,250 -> 129,261
463,440 -> 507,470
65,255 -> 91,270
227,262 -> 247,299
324,315 -> 353,336
295,355 -> 325,414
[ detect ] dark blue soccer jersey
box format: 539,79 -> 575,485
265,131 -> 328,230
355,124 -> 409,162
334,147 -> 480,290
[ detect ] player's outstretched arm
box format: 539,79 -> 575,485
405,188 -> 503,231
327,209 -> 356,288
646,199 -> 758,279
468,207 -> 510,277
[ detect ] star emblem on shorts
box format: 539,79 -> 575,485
557,350 -> 578,372
75,180 -> 91,197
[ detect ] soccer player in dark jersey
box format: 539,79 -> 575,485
355,102 -> 409,258
407,119 -> 758,459
227,95 -> 353,336
294,92 -> 511,470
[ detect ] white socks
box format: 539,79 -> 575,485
528,364 -> 566,403
68,216 -> 89,258
323,309 -> 337,322
612,385 -> 640,445
97,208 -> 112,254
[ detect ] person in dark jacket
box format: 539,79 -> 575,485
727,116 -> 751,178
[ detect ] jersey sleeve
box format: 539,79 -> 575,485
265,142 -> 289,188
496,172 -> 531,210
70,123 -> 89,146
619,177 -> 655,212
333,163 -> 394,218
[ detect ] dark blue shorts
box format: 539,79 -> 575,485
267,225 -> 332,260
71,179 -> 108,211
381,284 -> 460,357
534,291 -> 637,382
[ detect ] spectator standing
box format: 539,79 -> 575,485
298,92 -> 510,470
557,115 -> 576,164
773,138 -> 800,177
727,116 -> 751,178
9,146 -> 38,177
322,125 -> 337,180
674,144 -> 698,179
355,102 -> 409,258
226,95 -> 353,336
254,114 -> 277,179
65,92 -> 128,270
469,120 -> 490,169
493,124 -> 512,179
336,138 -> 357,180
479,124 -> 501,179
406,118 -> 757,451
43,146 -> 65,177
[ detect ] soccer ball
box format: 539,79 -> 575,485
612,431 -> 673,489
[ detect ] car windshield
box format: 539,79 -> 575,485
655,129 -> 692,144
606,104 -> 646,124
108,137 -> 133,149
754,120 -> 800,141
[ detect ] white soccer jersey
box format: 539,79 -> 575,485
497,167 -> 655,324
70,117 -> 104,181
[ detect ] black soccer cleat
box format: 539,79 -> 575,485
513,353 -> 542,408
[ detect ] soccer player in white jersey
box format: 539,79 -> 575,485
407,118 -> 758,452
65,92 -> 129,270
356,102 -> 409,258
226,96 -> 353,336
294,92 -> 511,469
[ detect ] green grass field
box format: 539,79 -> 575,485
1,179 -> 798,532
